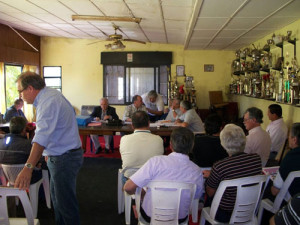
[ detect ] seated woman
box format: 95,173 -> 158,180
0,116 -> 42,184
204,124 -> 262,223
192,114 -> 228,167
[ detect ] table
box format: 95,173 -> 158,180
78,124 -> 177,150
0,123 -> 9,133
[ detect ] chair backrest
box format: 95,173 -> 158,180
1,164 -> 24,185
273,170 -> 300,210
210,175 -> 267,224
0,187 -> 36,225
81,105 -> 97,116
209,91 -> 224,105
136,180 -> 196,225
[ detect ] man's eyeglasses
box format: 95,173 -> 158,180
18,88 -> 26,94
243,118 -> 251,122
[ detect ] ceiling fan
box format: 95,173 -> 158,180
88,25 -> 146,49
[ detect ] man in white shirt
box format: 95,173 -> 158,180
122,95 -> 147,122
165,98 -> 182,122
141,90 -> 164,122
124,127 -> 203,223
266,104 -> 288,160
120,111 -> 164,183
175,100 -> 204,133
243,107 -> 271,167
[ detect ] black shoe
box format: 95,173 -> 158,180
95,147 -> 102,154
105,148 -> 109,154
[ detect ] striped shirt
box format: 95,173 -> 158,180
206,153 -> 262,211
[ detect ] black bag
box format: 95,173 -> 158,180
107,119 -> 123,126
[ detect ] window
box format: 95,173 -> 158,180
4,64 -> 22,108
43,66 -> 62,91
104,65 -> 169,105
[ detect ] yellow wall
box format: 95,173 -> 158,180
229,18 -> 300,129
40,38 -> 234,117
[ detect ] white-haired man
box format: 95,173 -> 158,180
205,124 -> 262,223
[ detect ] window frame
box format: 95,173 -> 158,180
4,63 -> 23,109
103,65 -> 169,106
43,66 -> 62,91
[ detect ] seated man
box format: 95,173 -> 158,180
124,127 -> 204,223
141,90 -> 164,122
205,124 -> 262,223
266,104 -> 288,160
243,107 -> 271,166
120,111 -> 164,183
4,99 -> 26,122
192,114 -> 228,167
269,193 -> 300,225
122,95 -> 147,122
165,98 -> 182,122
0,116 -> 41,184
90,98 -> 119,153
271,123 -> 300,197
175,100 -> 204,133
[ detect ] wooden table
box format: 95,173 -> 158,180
78,124 -> 177,150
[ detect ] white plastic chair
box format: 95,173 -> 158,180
0,164 -> 7,186
117,169 -> 137,225
257,170 -> 300,225
1,164 -> 43,218
135,180 -> 196,225
0,186 -> 40,225
200,174 -> 268,225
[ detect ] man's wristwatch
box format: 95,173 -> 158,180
25,163 -> 34,169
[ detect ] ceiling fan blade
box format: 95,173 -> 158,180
123,39 -> 146,44
87,40 -> 103,45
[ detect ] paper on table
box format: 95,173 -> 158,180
88,122 -> 102,126
149,121 -> 179,127
262,166 -> 279,181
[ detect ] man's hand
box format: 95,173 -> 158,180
203,170 -> 211,178
103,115 -> 110,120
14,167 -> 33,190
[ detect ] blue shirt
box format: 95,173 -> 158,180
32,87 -> 81,156
4,105 -> 26,122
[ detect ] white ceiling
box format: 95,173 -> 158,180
0,0 -> 300,50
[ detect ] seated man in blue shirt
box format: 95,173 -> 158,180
4,99 -> 26,122
0,116 -> 41,184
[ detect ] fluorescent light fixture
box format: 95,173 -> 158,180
72,15 -> 141,24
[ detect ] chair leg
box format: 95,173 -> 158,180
118,171 -> 125,214
191,199 -> 199,223
199,210 -> 206,225
29,179 -> 43,218
125,192 -> 132,225
257,206 -> 264,225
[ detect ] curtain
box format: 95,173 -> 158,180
0,62 -> 5,115
22,65 -> 38,122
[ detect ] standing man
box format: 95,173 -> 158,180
175,100 -> 204,133
14,72 -> 83,225
124,127 -> 203,223
141,90 -> 164,122
90,97 -> 119,153
120,111 -> 164,183
266,104 -> 288,160
4,98 -> 26,122
243,107 -> 271,166
122,95 -> 147,122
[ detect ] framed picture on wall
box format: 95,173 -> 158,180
204,64 -> 214,72
176,65 -> 185,76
